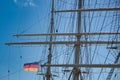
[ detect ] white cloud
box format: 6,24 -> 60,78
29,2 -> 36,7
13,0 -> 37,7
23,0 -> 37,7
13,0 -> 17,3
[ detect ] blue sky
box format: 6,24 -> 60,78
0,0 -> 51,80
0,0 -> 119,80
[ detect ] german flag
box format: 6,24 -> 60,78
23,62 -> 38,72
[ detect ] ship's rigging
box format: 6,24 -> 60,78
5,0 -> 120,80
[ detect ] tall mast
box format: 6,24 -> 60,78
46,0 -> 54,80
73,0 -> 82,80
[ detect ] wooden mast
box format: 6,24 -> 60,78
73,0 -> 82,80
46,0 -> 54,80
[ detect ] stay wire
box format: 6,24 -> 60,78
91,0 -> 110,64
0,69 -> 22,80
96,0 -> 118,80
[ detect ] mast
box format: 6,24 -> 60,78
73,0 -> 82,80
46,0 -> 54,80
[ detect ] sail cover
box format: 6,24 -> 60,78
23,62 -> 38,72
